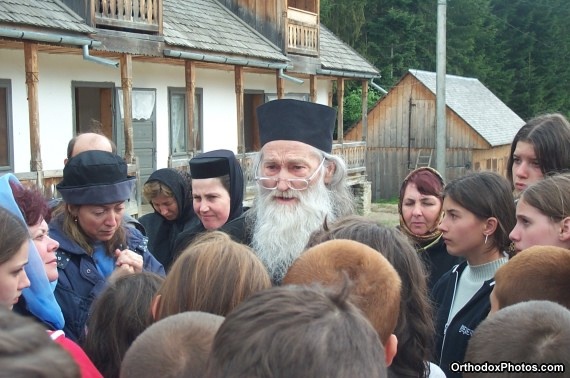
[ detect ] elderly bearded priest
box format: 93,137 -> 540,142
222,99 -> 355,284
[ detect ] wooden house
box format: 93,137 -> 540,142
346,69 -> 525,200
0,0 -> 379,214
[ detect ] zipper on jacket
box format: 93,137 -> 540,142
439,265 -> 460,366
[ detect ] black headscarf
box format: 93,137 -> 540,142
139,168 -> 199,270
172,150 -> 244,255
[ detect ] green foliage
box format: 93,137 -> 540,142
320,0 -> 570,121
343,87 -> 381,131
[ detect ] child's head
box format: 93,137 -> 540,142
507,113 -> 570,197
121,311 -> 224,378
465,300 -> 570,378
283,239 -> 401,365
439,172 -> 516,260
83,272 -> 164,378
491,245 -> 570,314
207,283 -> 387,378
0,206 -> 31,309
510,173 -> 570,253
306,215 -> 434,377
153,231 -> 271,320
0,306 -> 79,377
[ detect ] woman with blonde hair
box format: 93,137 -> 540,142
153,231 -> 270,321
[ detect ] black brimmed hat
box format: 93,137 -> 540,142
256,99 -> 337,153
57,150 -> 136,205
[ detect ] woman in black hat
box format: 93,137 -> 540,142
172,150 -> 244,255
50,150 -> 165,343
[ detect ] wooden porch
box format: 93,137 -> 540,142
14,142 -> 368,217
61,0 -> 163,34
287,7 -> 319,56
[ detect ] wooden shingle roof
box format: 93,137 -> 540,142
319,25 -> 379,76
0,0 -> 94,34
163,0 -> 288,62
410,69 -> 524,146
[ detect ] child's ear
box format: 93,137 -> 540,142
559,217 -> 570,242
483,217 -> 498,236
150,294 -> 161,321
384,334 -> 398,367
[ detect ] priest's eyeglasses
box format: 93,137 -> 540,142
255,158 -> 326,191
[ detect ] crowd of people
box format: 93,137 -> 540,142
1,100 -> 570,377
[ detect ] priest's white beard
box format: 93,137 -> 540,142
251,178 -> 336,284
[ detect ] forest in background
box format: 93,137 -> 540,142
321,0 -> 570,130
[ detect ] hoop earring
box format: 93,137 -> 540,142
484,234 -> 488,245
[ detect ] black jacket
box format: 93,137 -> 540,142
431,261 -> 495,378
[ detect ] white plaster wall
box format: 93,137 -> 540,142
1,48 -> 335,173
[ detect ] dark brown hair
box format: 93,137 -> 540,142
207,282 -> 387,378
443,171 -> 516,253
0,206 -> 29,265
83,272 -> 163,378
507,113 -> 570,190
0,306 -> 80,377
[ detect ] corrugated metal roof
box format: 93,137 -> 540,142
409,69 -> 524,146
163,0 -> 288,62
319,25 -> 379,76
0,0 -> 95,34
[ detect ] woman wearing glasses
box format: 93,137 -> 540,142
172,149 -> 244,256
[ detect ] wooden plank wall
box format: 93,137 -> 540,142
219,0 -> 285,50
347,74 -> 491,200
472,144 -> 511,177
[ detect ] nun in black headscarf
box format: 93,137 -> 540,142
172,150 -> 244,255
140,168 -> 199,271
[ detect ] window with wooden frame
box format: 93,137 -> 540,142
168,87 -> 203,155
0,80 -> 13,172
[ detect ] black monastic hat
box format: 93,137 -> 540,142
256,99 -> 337,153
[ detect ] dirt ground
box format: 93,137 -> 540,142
366,202 -> 400,227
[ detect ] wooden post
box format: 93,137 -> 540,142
185,60 -> 196,154
235,66 -> 245,154
276,71 -> 284,99
120,54 -> 134,163
361,79 -> 368,142
336,78 -> 344,145
310,75 -> 317,102
24,42 -> 42,172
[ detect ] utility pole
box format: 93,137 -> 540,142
436,0 -> 447,180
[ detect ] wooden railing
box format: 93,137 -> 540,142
9,140 -> 366,216
93,0 -> 161,33
287,7 -> 319,56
